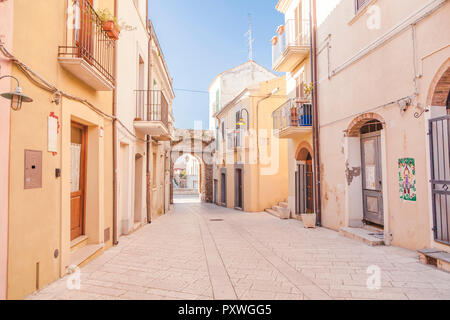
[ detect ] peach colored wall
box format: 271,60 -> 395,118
215,77 -> 289,212
0,0 -> 13,300
317,0 -> 450,250
7,0 -> 115,299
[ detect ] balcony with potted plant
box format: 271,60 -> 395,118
272,19 -> 310,72
272,83 -> 313,139
58,0 -> 119,91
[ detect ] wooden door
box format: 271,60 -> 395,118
296,161 -> 314,214
361,132 -> 384,225
71,122 -> 87,241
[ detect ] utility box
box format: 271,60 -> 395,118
24,150 -> 42,189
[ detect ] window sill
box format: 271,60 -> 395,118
348,0 -> 378,26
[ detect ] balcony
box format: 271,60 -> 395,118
272,19 -> 310,72
58,0 -> 115,91
134,90 -> 171,141
272,99 -> 312,139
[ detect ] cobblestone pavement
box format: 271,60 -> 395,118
28,202 -> 450,300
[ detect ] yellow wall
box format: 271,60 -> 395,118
216,77 -> 289,212
8,0 -> 115,299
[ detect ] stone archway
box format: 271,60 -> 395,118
343,112 -> 387,229
295,142 -> 313,161
170,129 -> 215,203
346,112 -> 385,137
427,58 -> 450,108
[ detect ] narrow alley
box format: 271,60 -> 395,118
28,203 -> 450,300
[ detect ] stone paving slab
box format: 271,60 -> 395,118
28,201 -> 450,300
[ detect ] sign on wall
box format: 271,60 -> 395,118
399,158 -> 416,202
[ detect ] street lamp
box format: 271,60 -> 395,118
236,108 -> 249,130
0,75 -> 33,111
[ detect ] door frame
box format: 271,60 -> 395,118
234,165 -> 244,210
220,168 -> 227,207
360,131 -> 384,226
71,121 -> 88,240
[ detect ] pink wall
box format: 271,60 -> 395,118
0,0 -> 13,300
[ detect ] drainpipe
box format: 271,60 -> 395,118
112,0 -> 119,245
146,21 -> 153,224
310,0 -> 322,226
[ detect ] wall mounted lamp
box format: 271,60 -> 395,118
0,75 -> 33,111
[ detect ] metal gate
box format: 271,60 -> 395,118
429,115 -> 450,245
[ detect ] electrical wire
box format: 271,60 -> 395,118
0,43 -> 150,143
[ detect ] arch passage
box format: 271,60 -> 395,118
170,129 -> 215,204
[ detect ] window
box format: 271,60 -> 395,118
216,90 -> 220,113
235,110 -> 241,148
355,0 -> 371,13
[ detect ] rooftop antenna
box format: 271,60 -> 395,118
245,14 -> 254,61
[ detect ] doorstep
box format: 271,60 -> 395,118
418,248 -> 450,273
70,243 -> 104,268
70,235 -> 88,251
339,227 -> 385,246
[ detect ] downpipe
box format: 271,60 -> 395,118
310,0 -> 322,227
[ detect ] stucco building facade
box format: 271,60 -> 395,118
116,0 -> 174,237
315,0 -> 449,251
214,76 -> 289,213
271,0 -> 316,219
0,0 -> 14,301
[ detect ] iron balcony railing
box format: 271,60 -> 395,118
135,90 -> 169,128
272,99 -> 313,132
58,0 -> 115,84
272,19 -> 310,67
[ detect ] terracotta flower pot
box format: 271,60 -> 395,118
277,25 -> 285,35
102,20 -> 120,40
271,36 -> 278,46
301,214 -> 316,228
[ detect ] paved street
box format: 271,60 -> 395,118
28,202 -> 450,300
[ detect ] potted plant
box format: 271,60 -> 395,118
271,36 -> 278,46
97,8 -> 121,40
277,25 -> 285,35
301,212 -> 316,228
290,102 -> 299,126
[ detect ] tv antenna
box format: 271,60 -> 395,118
245,14 -> 254,61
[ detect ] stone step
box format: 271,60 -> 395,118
70,235 -> 88,252
339,227 -> 384,246
418,248 -> 450,273
273,205 -> 283,212
279,202 -> 289,209
70,243 -> 104,268
265,208 -> 280,218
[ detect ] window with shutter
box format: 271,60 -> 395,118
355,0 -> 371,13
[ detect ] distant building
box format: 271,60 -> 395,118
214,76 -> 289,213
208,60 -> 277,131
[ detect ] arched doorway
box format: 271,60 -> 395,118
345,114 -> 386,227
359,120 -> 384,226
295,144 -> 314,215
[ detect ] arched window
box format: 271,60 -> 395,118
360,120 -> 383,135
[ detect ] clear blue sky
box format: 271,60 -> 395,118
149,1 -> 283,130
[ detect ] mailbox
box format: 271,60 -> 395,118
24,150 -> 42,189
